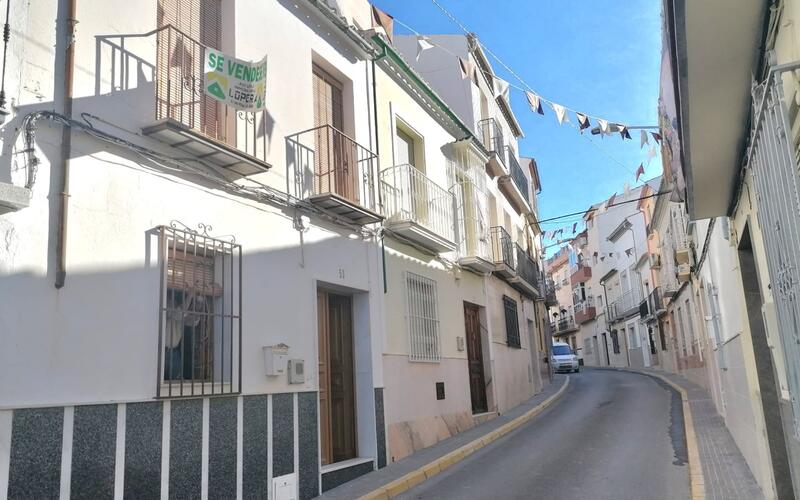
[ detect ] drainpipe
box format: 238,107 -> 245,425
0,0 -> 11,115
371,46 -> 388,294
54,0 -> 77,289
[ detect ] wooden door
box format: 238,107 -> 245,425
464,303 -> 487,414
312,67 -> 356,201
317,291 -> 357,465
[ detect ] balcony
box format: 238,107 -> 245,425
544,278 -> 558,307
497,147 -> 531,215
570,263 -> 592,286
574,298 -> 596,324
639,287 -> 665,322
607,288 -> 642,323
508,243 -> 541,298
139,25 -> 271,178
457,182 -> 494,273
551,316 -> 578,336
476,118 -> 507,177
380,164 -> 456,253
489,226 -> 515,278
286,124 -> 381,225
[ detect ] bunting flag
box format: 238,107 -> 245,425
552,103 -> 568,125
624,248 -> 632,257
651,132 -> 662,144
525,91 -> 544,115
600,256 -> 605,262
640,129 -> 649,149
608,252 -> 614,257
635,163 -> 645,182
572,222 -> 578,234
593,251 -> 598,257
371,5 -> 394,42
416,35 -> 434,61
493,76 -> 510,100
618,124 -> 632,140
576,112 -> 590,131
458,57 -> 478,81
556,228 -> 564,237
647,146 -> 658,165
598,119 -> 610,134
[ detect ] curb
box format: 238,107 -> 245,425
358,376 -> 571,500
597,367 -> 706,500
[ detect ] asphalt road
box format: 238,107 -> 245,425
397,368 -> 689,500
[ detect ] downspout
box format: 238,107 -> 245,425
0,0 -> 11,114
55,0 -> 77,288
372,45 -> 387,293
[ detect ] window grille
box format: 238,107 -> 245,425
156,222 -> 241,397
405,272 -> 441,362
503,295 -> 521,348
611,331 -> 620,354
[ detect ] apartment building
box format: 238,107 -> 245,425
369,33 -> 546,463
655,0 -> 800,496
544,246 -> 580,354
569,230 -> 601,366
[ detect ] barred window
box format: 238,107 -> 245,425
157,223 -> 241,397
503,295 -> 521,348
405,272 -> 441,362
611,331 -> 620,354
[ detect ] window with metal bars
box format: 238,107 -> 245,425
503,295 -> 521,348
157,223 -> 241,397
610,331 -> 621,354
405,272 -> 441,362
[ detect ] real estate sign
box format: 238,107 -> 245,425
203,48 -> 267,112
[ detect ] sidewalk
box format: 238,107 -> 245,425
625,368 -> 764,500
321,375 -> 569,500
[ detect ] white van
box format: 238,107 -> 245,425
552,341 -> 580,373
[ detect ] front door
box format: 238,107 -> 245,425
317,291 -> 357,465
464,303 -> 487,414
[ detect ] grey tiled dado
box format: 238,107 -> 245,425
375,388 -> 387,469
169,399 -> 203,499
208,397 -> 238,499
298,392 -> 320,500
7,407 -> 64,499
243,395 -> 269,500
71,404 -> 117,499
124,401 -> 163,499
272,393 -> 294,477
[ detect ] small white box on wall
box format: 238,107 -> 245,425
288,359 -> 305,384
263,344 -> 289,376
272,473 -> 297,500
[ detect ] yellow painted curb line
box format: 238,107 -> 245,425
608,368 -> 706,500
357,376 -> 571,500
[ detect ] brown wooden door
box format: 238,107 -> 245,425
312,67 -> 357,202
317,291 -> 357,465
464,303 -> 487,414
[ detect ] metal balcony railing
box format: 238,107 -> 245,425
153,25 -> 267,162
551,316 -> 576,334
514,243 -> 540,289
380,164 -> 455,243
286,124 -> 378,212
455,180 -> 492,261
489,226 -> 515,270
640,287 -> 663,320
505,147 -> 530,206
477,118 -> 506,159
608,288 -> 642,322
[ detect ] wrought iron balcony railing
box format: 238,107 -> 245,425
608,288 -> 642,323
551,316 -> 576,334
514,243 -> 540,289
489,226 -> 515,270
286,124 -> 379,220
380,164 -> 456,245
477,118 -> 506,159
505,147 -> 530,207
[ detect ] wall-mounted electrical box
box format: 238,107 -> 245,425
263,344 -> 289,376
456,336 -> 465,351
288,359 -> 305,384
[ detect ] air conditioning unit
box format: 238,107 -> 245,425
649,253 -> 661,269
675,247 -> 692,266
677,263 -> 691,282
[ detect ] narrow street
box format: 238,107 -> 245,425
398,369 -> 689,500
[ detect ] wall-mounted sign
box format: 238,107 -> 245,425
203,48 -> 267,112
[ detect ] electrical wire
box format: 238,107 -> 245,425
537,190 -> 668,225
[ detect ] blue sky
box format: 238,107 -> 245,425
372,0 -> 663,248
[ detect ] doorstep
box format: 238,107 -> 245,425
320,375 -> 569,499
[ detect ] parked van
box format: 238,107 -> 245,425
552,341 -> 580,373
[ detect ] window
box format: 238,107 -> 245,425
677,306 -> 688,356
503,295 -> 521,348
610,331 -> 620,354
628,326 -> 639,349
406,272 -> 441,362
158,223 -> 241,397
